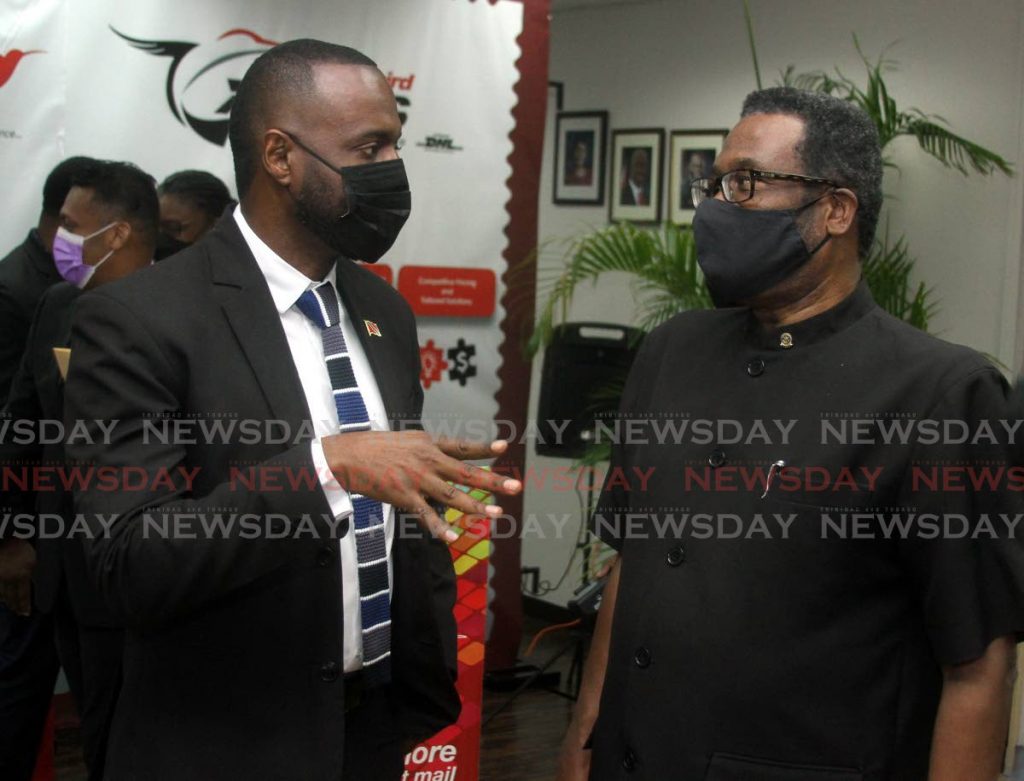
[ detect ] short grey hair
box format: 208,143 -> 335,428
741,87 -> 882,258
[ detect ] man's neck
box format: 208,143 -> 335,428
749,263 -> 861,328
239,200 -> 335,281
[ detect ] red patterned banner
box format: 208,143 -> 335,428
403,492 -> 492,780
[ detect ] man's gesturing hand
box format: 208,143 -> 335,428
322,432 -> 522,541
0,538 -> 36,617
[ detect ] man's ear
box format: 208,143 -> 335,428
825,188 -> 858,241
107,221 -> 132,252
262,129 -> 294,188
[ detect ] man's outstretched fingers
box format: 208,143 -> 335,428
444,459 -> 521,496
421,475 -> 498,518
435,436 -> 500,462
414,501 -> 459,543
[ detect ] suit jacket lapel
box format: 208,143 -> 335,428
206,219 -> 312,433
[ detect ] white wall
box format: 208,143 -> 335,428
521,0 -> 1024,616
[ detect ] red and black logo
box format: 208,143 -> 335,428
0,49 -> 43,89
111,27 -> 278,146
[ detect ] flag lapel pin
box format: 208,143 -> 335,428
364,320 -> 382,337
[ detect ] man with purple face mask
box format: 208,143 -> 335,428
0,159 -> 157,781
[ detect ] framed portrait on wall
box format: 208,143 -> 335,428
553,111 -> 608,205
668,129 -> 727,225
609,128 -> 664,223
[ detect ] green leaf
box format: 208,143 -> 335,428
903,118 -> 1014,176
527,223 -> 711,355
862,234 -> 938,330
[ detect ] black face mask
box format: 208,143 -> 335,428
289,133 -> 411,263
693,196 -> 830,307
154,232 -> 190,261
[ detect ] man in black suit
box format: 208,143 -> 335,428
618,147 -> 650,206
0,154 -> 97,781
64,40 -> 520,780
1,160 -> 158,781
0,156 -> 97,400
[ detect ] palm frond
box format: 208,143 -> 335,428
903,118 -> 1013,176
742,0 -> 762,89
862,234 -> 938,330
777,36 -> 1013,177
527,223 -> 710,355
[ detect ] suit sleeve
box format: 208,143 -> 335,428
896,365 -> 1024,665
0,302 -> 47,538
64,290 -> 334,629
0,282 -> 31,403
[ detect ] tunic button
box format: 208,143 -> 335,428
319,661 -> 339,682
746,358 -> 765,377
622,749 -> 637,772
316,548 -> 334,568
633,647 -> 651,668
666,545 -> 686,567
707,448 -> 726,467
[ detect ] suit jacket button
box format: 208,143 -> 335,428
708,448 -> 726,467
633,647 -> 651,668
622,749 -> 637,771
319,661 -> 339,682
746,358 -> 765,377
666,545 -> 686,567
316,548 -> 334,568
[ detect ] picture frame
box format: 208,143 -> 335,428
668,129 -> 727,225
553,110 -> 608,206
609,128 -> 664,224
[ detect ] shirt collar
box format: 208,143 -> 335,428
744,278 -> 877,351
232,205 -> 336,314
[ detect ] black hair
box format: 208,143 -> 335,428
158,170 -> 234,219
71,160 -> 160,244
228,39 -> 377,198
41,156 -> 99,216
741,87 -> 883,258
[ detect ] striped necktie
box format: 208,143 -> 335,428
295,280 -> 391,685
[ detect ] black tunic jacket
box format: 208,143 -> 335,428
591,283 -> 1024,780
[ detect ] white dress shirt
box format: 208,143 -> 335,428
234,206 -> 394,673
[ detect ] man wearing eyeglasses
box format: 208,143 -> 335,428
558,88 -> 1023,780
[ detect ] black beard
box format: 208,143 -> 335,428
294,169 -> 352,257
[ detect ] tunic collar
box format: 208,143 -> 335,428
744,278 -> 877,351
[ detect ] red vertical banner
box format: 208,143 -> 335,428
403,495 -> 492,780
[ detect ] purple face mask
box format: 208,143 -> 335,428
53,224 -> 115,289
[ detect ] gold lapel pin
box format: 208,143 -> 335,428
364,320 -> 382,337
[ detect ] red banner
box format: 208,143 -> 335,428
403,493 -> 491,780
398,266 -> 496,318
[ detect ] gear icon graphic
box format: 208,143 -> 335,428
419,339 -> 449,389
447,338 -> 477,386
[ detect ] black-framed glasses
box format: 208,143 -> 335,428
691,169 -> 838,207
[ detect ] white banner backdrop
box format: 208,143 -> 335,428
1,2 -> 525,775
1,0 -> 521,435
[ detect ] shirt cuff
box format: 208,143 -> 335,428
310,439 -> 353,520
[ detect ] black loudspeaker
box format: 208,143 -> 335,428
535,322 -> 644,458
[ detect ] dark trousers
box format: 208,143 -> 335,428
52,588 -> 123,781
0,605 -> 59,781
342,685 -> 404,780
